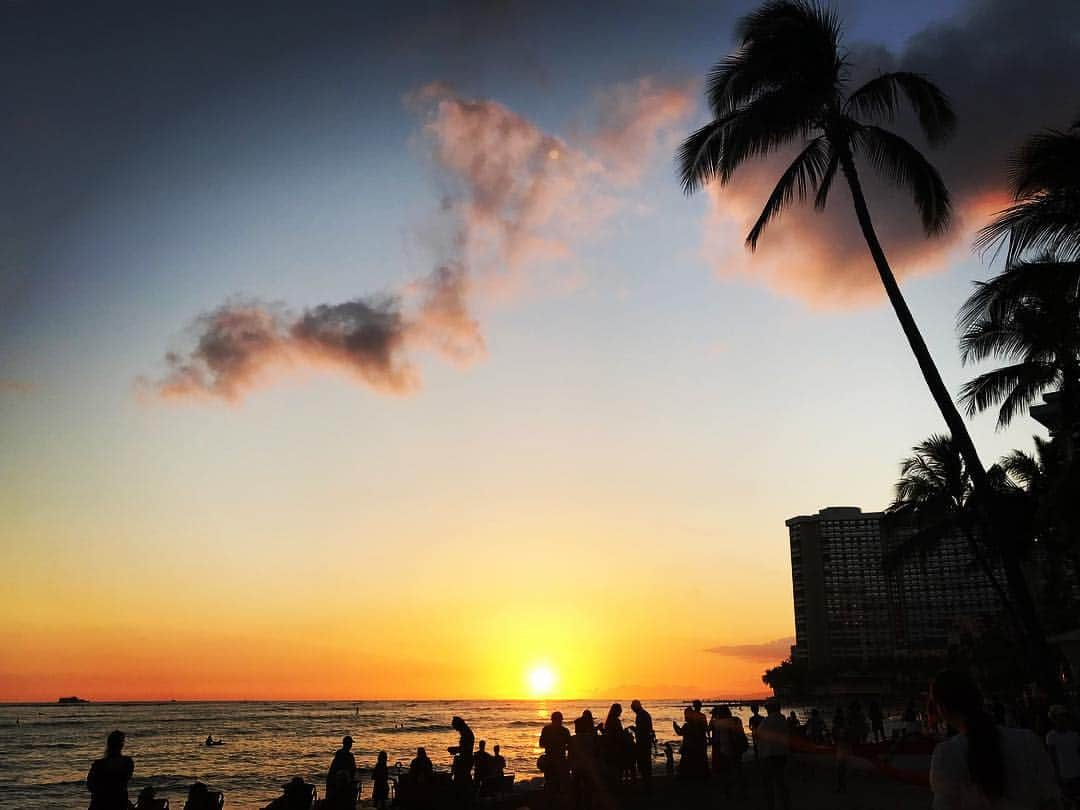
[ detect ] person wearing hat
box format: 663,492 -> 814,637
325,735 -> 356,808
1047,704 -> 1080,802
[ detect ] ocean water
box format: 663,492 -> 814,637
0,699 -> 755,809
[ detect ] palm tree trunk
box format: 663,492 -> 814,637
838,153 -> 988,490
839,152 -> 1059,695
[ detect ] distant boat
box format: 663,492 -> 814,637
58,696 -> 89,704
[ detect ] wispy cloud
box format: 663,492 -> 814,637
705,637 -> 794,661
147,77 -> 693,403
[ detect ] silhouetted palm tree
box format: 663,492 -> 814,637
976,118 -> 1080,264
676,0 -> 992,496
958,257 -> 1080,460
885,435 -> 1014,619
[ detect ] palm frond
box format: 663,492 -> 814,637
714,87 -> 820,182
974,190 -> 1080,264
853,125 -> 951,234
747,137 -> 831,249
676,117 -> 732,195
845,71 -> 956,144
709,1 -> 841,117
958,361 -> 1059,427
814,151 -> 840,210
1009,128 -> 1080,199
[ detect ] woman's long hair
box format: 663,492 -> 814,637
605,703 -> 622,731
931,670 -> 1004,799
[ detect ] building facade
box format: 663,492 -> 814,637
787,506 -> 1002,671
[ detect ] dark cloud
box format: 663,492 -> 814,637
149,265 -> 481,402
705,637 -> 795,661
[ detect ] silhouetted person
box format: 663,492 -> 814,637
492,744 -> 506,779
183,782 -> 222,810
869,700 -> 885,743
663,743 -> 675,777
629,700 -> 653,793
748,703 -> 764,758
571,710 -> 599,810
372,751 -> 390,810
833,706 -> 849,793
931,670 -> 1061,809
474,740 -> 493,782
787,711 -> 801,737
540,710 -> 572,798
758,700 -> 791,810
266,777 -> 316,810
849,701 -> 868,744
716,706 -> 748,797
325,735 -> 356,808
673,706 -> 708,779
410,747 -> 434,783
448,716 -> 475,791
1046,705 -> 1080,803
603,704 -> 623,786
806,708 -> 825,743
135,786 -> 167,810
87,730 -> 134,810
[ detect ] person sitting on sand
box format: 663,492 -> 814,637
136,785 -> 167,810
409,747 -> 434,783
325,735 -> 356,808
87,730 -> 135,810
372,751 -> 390,810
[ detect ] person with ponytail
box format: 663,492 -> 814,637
929,670 -> 1061,809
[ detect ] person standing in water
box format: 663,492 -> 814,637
630,700 -> 654,794
87,730 -> 134,810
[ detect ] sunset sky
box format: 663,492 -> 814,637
2,0 -> 1077,702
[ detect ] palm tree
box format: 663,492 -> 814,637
676,0 -> 992,498
885,435 -> 1015,622
1000,438 -> 1080,629
957,257 -> 1080,461
975,118 -> 1080,265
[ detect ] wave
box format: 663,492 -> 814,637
371,723 -> 453,734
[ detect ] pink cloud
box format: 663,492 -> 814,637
699,157 -> 998,310
588,77 -> 696,184
149,78 -> 692,403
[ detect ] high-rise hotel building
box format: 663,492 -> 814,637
787,506 -> 1002,671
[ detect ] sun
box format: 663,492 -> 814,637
527,665 -> 557,697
